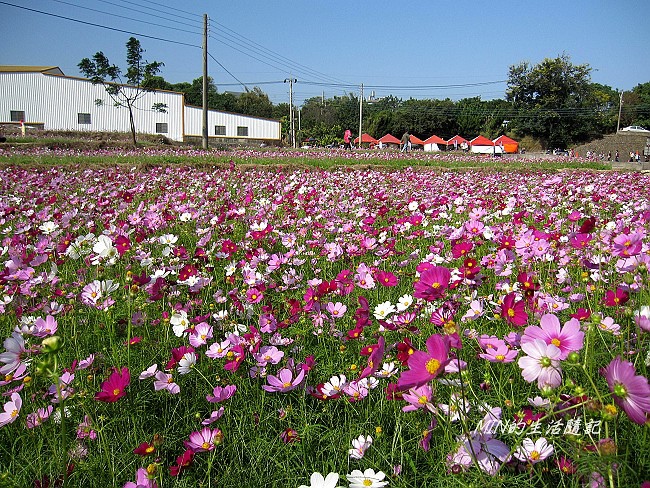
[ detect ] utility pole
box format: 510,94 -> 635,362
284,77 -> 297,148
616,90 -> 624,133
202,14 -> 208,150
358,83 -> 363,148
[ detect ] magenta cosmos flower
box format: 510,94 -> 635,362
521,314 -> 584,360
413,266 -> 451,302
602,357 -> 650,425
95,367 -> 130,403
501,293 -> 528,326
397,333 -> 450,390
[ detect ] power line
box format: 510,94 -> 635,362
210,19 -> 349,86
44,0 -> 202,37
110,0 -> 203,23
0,1 -> 201,48
95,0 -> 202,31
207,52 -> 249,92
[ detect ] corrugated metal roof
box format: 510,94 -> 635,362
0,66 -> 64,75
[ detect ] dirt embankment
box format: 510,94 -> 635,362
574,132 -> 649,161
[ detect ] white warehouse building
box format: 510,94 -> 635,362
0,66 -> 281,145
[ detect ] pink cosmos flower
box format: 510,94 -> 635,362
123,467 -> 158,488
612,232 -> 643,257
201,407 -> 225,425
245,287 -> 263,304
0,332 -> 28,376
0,392 -> 22,427
32,315 -> 58,338
26,405 -> 53,429
326,301 -> 347,319
397,333 -> 450,390
634,306 -> 650,332
262,367 -> 305,393
254,345 -> 284,366
602,357 -> 650,425
188,322 -> 213,348
183,427 -> 223,453
517,339 -> 562,389
95,367 -> 130,403
206,384 -> 237,403
413,266 -> 451,302
478,344 -> 518,363
401,385 -> 436,413
153,371 -> 180,395
447,432 -> 511,475
514,437 -> 554,464
500,292 -> 528,326
521,314 -> 584,360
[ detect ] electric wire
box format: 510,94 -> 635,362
210,19 -> 350,86
0,1 -> 202,48
107,0 -> 203,23
95,0 -> 203,30
44,0 -> 202,36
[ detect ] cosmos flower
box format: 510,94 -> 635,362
261,367 -> 305,393
0,392 -> 22,428
517,339 -> 562,389
521,314 -> 584,360
298,472 -> 342,488
346,468 -> 389,487
348,434 -> 373,460
397,333 -> 450,390
413,266 -> 451,302
602,357 -> 650,425
514,437 -> 554,464
183,427 -> 223,453
500,293 -> 528,326
95,367 -> 130,403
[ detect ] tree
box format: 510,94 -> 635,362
79,37 -> 166,145
506,54 -> 596,148
236,87 -> 274,118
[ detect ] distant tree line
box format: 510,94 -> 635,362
145,54 -> 650,149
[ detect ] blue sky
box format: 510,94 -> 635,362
1,0 -> 649,106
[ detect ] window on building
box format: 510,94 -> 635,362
215,125 -> 226,136
78,113 -> 91,124
155,123 -> 168,133
237,126 -> 248,137
10,111 -> 25,122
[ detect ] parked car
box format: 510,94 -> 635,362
620,125 -> 650,134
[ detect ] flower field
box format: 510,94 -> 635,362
0,153 -> 649,487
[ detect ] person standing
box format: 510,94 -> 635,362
400,131 -> 410,153
344,129 -> 352,150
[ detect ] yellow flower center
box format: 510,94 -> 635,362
113,388 -> 121,396
282,382 -> 292,388
495,354 -> 505,361
551,338 -> 561,347
530,450 -> 540,460
418,395 -> 428,404
363,480 -> 373,487
201,442 -> 210,450
431,282 -> 440,289
507,308 -> 515,317
425,358 -> 440,375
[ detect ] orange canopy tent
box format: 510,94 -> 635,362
354,133 -> 378,146
447,135 -> 468,148
423,134 -> 446,152
493,135 -> 519,154
409,134 -> 425,146
378,134 -> 401,145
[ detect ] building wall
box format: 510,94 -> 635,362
0,72 -> 185,140
0,71 -> 282,144
184,105 -> 280,142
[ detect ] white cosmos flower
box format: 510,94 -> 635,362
373,301 -> 396,320
298,471 -> 342,488
158,234 -> 178,245
396,294 -> 413,312
177,352 -> 196,375
348,435 -> 373,460
170,310 -> 189,337
39,221 -> 58,234
346,468 -> 388,488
